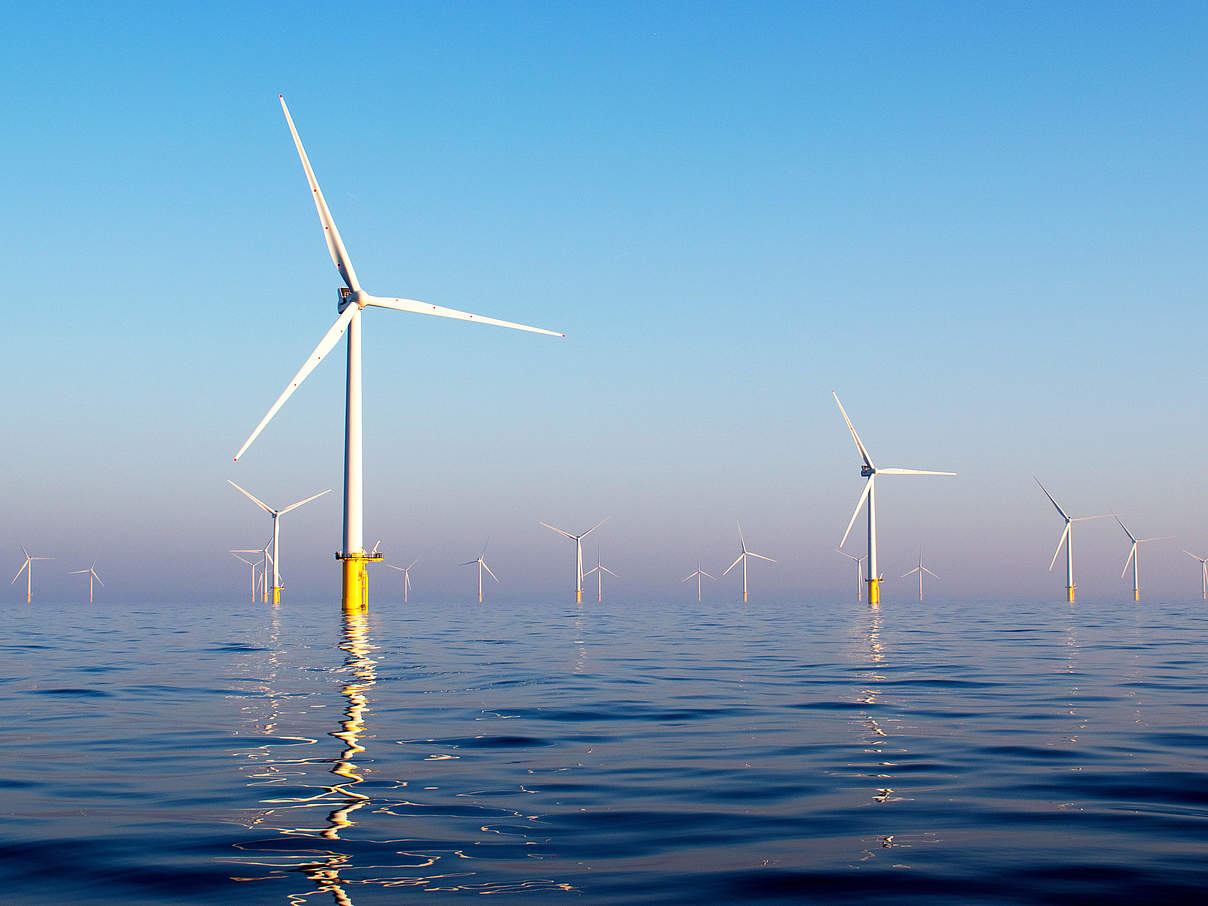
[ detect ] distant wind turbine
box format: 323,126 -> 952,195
682,560 -> 715,602
461,540 -> 498,603
1184,551 -> 1208,601
540,519 -> 609,602
232,96 -> 563,613
230,550 -> 262,603
69,560 -> 104,603
582,547 -> 617,603
836,549 -> 866,602
834,392 -> 956,605
11,547 -> 53,603
723,521 -> 775,603
900,552 -> 939,602
1036,479 -> 1110,603
228,481 -> 332,603
1113,515 -> 1169,602
383,558 -> 419,603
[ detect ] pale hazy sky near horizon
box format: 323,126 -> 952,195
3,2 -> 1206,604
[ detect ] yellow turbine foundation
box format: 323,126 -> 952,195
1134,589 -> 1140,602
1066,585 -> 1076,603
272,586 -> 281,604
340,553 -> 381,613
867,577 -> 880,605
743,591 -> 749,603
576,589 -> 583,603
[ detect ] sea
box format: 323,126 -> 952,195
2,595 -> 1206,904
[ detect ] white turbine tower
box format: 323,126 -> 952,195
461,541 -> 498,603
582,547 -> 617,603
834,392 -> 956,605
722,521 -> 775,603
231,550 -> 262,603
11,547 -> 53,604
682,560 -> 715,602
228,481 -> 332,603
900,552 -> 939,602
1035,479 -> 1110,603
836,549 -> 866,602
69,560 -> 104,603
233,96 -> 563,613
383,558 -> 419,603
1113,515 -> 1169,602
540,519 -> 609,602
1183,551 -> 1208,601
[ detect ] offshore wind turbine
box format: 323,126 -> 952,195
11,547 -> 53,603
230,550 -> 262,603
681,560 -> 715,602
900,552 -> 939,602
540,518 -> 609,602
582,547 -> 617,603
1036,479 -> 1110,603
383,558 -> 419,603
1114,515 -> 1169,602
228,481 -> 332,603
722,521 -> 775,603
233,96 -> 563,613
1183,551 -> 1208,601
69,560 -> 104,603
834,392 -> 956,604
461,541 -> 497,603
836,549 -> 866,602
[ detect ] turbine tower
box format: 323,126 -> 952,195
230,550 -> 262,603
582,547 -> 617,603
228,481 -> 332,603
69,560 -> 104,603
11,547 -> 53,603
1114,515 -> 1168,602
900,552 -> 939,602
1183,551 -> 1208,601
722,521 -> 775,603
540,519 -> 608,602
1036,479 -> 1110,603
834,392 -> 956,605
682,560 -> 715,602
836,549 -> 866,602
383,558 -> 419,603
234,97 -> 562,613
461,540 -> 498,603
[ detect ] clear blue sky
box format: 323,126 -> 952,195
3,2 -> 1206,603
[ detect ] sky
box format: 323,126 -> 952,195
2,1 -> 1206,604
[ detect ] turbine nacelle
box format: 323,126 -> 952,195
338,287 -> 369,313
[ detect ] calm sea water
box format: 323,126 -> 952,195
2,595 -> 1206,904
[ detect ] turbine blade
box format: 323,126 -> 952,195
922,567 -> 939,579
840,477 -> 874,548
482,561 -> 499,582
748,552 -> 775,563
736,520 -> 746,551
234,304 -> 360,461
1072,514 -> 1112,522
901,567 -> 919,578
383,564 -> 405,572
583,566 -> 598,577
459,560 -> 477,567
1035,478 -> 1071,521
1049,523 -> 1070,572
832,391 -> 875,471
601,566 -> 618,577
1113,513 -> 1137,543
877,468 -> 957,476
10,561 -> 27,583
407,557 -> 420,569
722,554 -> 744,576
227,480 -> 275,515
700,571 -> 715,580
70,569 -> 88,574
93,572 -> 103,586
1121,544 -> 1136,579
539,522 -> 575,540
681,572 -> 696,583
579,517 -> 610,539
279,95 -> 360,291
365,295 -> 563,337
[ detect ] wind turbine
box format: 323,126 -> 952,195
834,392 -> 956,605
233,96 -> 563,613
900,552 -> 939,602
722,521 -> 775,603
230,550 -> 262,603
11,547 -> 53,603
228,481 -> 332,603
1183,551 -> 1208,601
582,547 -> 617,603
460,540 -> 497,603
1114,515 -> 1169,602
383,558 -> 419,603
836,549 -> 866,602
540,518 -> 609,602
681,560 -> 715,602
1036,479 -> 1110,603
69,560 -> 104,603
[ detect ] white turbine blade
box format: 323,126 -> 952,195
832,391 -> 875,471
383,564 -> 405,572
70,568 -> 88,575
459,560 -> 477,567
1184,550 -> 1206,561
365,294 -> 563,338
227,480 -> 276,515
681,571 -> 697,583
722,554 -> 744,576
1049,523 -> 1070,572
877,468 -> 957,476
839,477 -> 874,548
407,557 -> 420,569
748,552 -> 775,563
370,540 -> 381,555
482,561 -> 499,583
583,565 -> 599,577
279,487 -> 334,515
230,553 -> 256,567
93,571 -> 104,586
1035,478 -> 1071,521
20,545 -> 30,560
279,95 -> 360,291
579,517 -> 610,540
30,557 -> 53,561
1073,514 -> 1112,522
480,537 -> 491,558
922,567 -> 940,579
234,304 -> 360,461
836,549 -> 860,562
1138,536 -> 1171,544
539,522 -> 575,540
601,566 -> 618,578
10,561 -> 28,583
736,520 -> 747,552
901,567 -> 920,578
1121,544 -> 1136,579
1113,514 -> 1137,543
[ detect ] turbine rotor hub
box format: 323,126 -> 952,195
861,466 -> 875,477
